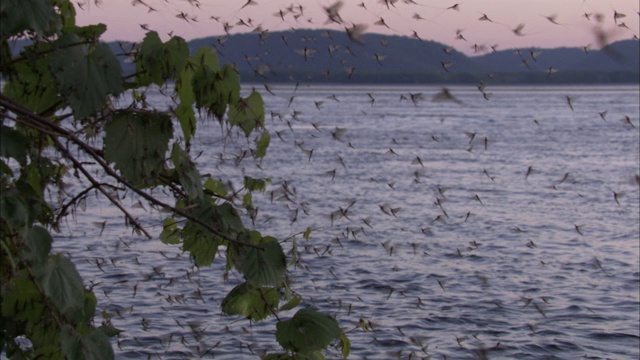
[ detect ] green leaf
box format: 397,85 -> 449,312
275,308 -> 342,354
180,199 -> 245,267
303,227 -> 312,241
242,193 -> 253,210
30,328 -> 64,359
244,176 -> 269,192
218,64 -> 241,106
36,254 -> 84,316
24,161 -> 46,197
279,295 -> 302,312
0,188 -> 29,230
204,178 -> 228,197
162,36 -> 190,80
1,272 -> 43,322
213,202 -> 245,234
98,321 -> 123,338
243,193 -> 257,224
228,91 -> 265,136
160,218 -> 181,245
71,24 -> 107,41
136,31 -> 164,86
0,159 -> 12,177
339,332 -> 351,358
15,179 -> 43,226
2,42 -> 62,114
104,110 -> 173,187
23,225 -> 52,263
234,238 -> 286,287
264,353 -> 325,360
255,131 -> 271,159
0,126 -> 28,165
82,290 -> 98,324
289,237 -> 299,267
136,34 -> 189,85
181,203 -> 220,267
175,68 -> 196,144
57,0 -> 77,32
263,354 -> 295,360
190,47 -> 225,119
182,228 -> 218,267
305,352 -> 326,360
171,144 -> 203,201
0,0 -> 55,37
192,46 -> 219,73
49,34 -> 123,119
63,288 -> 98,325
60,325 -> 114,360
191,47 -> 219,90
221,283 -> 279,321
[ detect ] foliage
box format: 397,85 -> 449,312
0,0 -> 347,358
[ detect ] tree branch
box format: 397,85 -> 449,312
0,94 -> 262,250
50,136 -> 153,239
54,183 -> 125,229
1,105 -> 150,237
0,39 -> 95,71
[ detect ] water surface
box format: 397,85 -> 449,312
54,84 -> 639,359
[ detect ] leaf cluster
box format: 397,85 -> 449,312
1,0 -> 347,358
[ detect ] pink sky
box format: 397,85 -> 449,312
77,0 -> 639,54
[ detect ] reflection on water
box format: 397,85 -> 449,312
53,85 -> 639,359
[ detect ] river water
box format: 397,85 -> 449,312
52,84 -> 639,359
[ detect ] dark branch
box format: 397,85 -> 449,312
0,94 -> 263,250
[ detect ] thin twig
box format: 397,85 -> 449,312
54,183 -> 125,228
51,136 -> 153,239
258,287 -> 281,322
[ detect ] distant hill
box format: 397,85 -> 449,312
7,29 -> 639,84
188,30 -> 639,84
471,46 -> 587,73
187,29 -> 481,83
470,40 -> 639,83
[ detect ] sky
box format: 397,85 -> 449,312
76,0 -> 639,54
